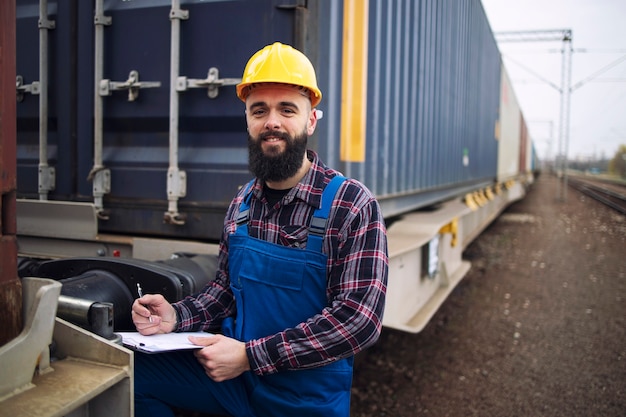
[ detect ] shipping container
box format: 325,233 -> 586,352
16,0 -> 502,242
497,63 -> 522,181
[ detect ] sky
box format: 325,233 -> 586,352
480,0 -> 626,161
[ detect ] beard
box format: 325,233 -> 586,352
248,129 -> 308,182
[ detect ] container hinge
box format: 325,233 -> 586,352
100,70 -> 161,101
164,167 -> 187,225
169,7 -> 189,21
88,166 -> 111,220
16,75 -> 40,102
38,16 -> 56,30
38,165 -> 56,194
94,11 -> 112,26
176,67 -> 241,98
164,210 -> 187,226
92,168 -> 111,195
167,167 -> 187,199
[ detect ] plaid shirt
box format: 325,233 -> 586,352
174,150 -> 388,375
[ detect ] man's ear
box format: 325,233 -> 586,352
307,108 -> 318,135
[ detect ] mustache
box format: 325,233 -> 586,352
258,130 -> 291,141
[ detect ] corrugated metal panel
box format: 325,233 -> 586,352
519,114 -> 529,173
16,0 -> 504,239
315,0 -> 501,217
498,66 -> 523,181
497,64 -> 522,181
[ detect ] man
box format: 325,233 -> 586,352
131,42 -> 388,417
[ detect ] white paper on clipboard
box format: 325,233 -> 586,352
118,331 -> 214,353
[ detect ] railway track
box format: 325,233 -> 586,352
567,175 -> 626,215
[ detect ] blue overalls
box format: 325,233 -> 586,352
134,176 -> 353,417
225,175 -> 353,417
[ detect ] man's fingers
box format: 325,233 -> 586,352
188,335 -> 216,346
132,300 -> 151,318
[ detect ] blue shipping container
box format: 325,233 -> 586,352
16,0 -> 501,240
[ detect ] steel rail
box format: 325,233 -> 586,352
568,177 -> 626,215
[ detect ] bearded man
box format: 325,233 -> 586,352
130,42 -> 388,417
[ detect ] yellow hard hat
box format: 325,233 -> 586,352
236,42 -> 322,107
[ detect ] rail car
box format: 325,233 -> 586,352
1,0 -> 537,415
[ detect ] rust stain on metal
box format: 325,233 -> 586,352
0,0 -> 20,347
0,279 -> 23,345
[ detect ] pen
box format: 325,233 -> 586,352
136,283 -> 153,323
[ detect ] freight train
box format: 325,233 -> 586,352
1,0 -> 539,415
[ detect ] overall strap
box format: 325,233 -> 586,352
307,175 -> 347,253
235,179 -> 255,234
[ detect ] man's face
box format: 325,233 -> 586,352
245,84 -> 317,182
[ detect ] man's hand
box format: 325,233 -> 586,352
190,334 -> 251,382
131,293 -> 177,335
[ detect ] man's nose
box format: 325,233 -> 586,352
264,110 -> 281,130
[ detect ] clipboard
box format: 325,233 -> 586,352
118,331 -> 214,353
